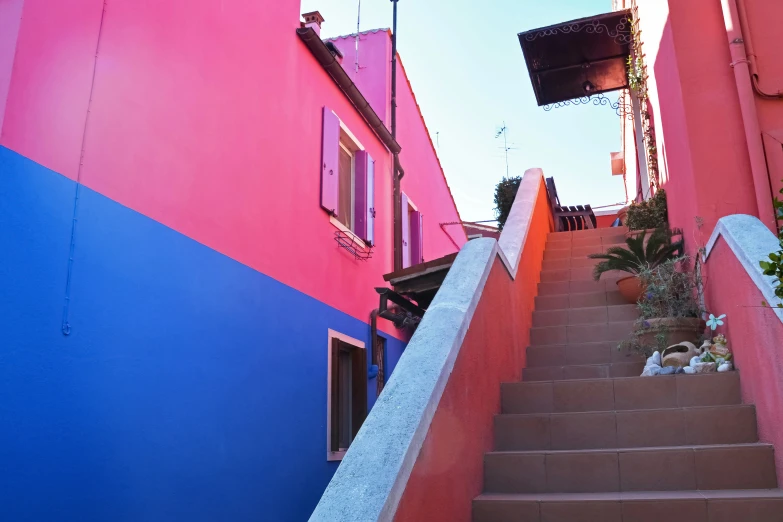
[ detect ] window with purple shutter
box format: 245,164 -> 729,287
321,107 -> 340,215
354,150 -> 375,244
401,193 -> 410,268
410,211 -> 423,265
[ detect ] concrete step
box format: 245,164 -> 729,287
535,289 -> 627,310
542,256 -> 600,271
538,279 -> 622,296
530,320 -> 635,345
546,233 -> 628,250
526,342 -> 644,367
532,304 -> 639,327
548,227 -> 629,240
494,405 -> 758,451
483,443 -> 777,494
501,373 -> 741,415
473,489 -> 783,522
522,362 -> 644,381
543,243 -> 626,260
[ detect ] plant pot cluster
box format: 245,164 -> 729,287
641,334 -> 734,376
588,227 -> 683,306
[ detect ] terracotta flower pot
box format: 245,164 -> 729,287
638,317 -> 706,349
616,275 -> 645,304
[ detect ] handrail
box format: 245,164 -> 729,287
309,169 -> 547,521
704,214 -> 783,322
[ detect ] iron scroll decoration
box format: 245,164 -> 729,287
543,93 -> 634,119
524,17 -> 633,46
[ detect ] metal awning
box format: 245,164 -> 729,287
519,10 -> 632,106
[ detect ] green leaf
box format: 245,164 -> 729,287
762,300 -> 768,307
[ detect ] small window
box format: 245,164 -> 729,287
401,193 -> 424,268
327,330 -> 367,460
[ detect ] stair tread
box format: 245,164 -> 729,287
504,372 -> 735,386
496,403 -> 755,418
474,489 -> 783,502
535,303 -> 637,312
487,442 -> 772,457
524,361 -> 642,368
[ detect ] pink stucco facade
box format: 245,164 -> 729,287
0,0 -> 466,339
615,0 -> 783,480
618,0 -> 783,237
707,237 -> 783,479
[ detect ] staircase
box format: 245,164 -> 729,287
473,227 -> 783,521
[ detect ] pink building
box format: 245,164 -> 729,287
0,1 -> 465,520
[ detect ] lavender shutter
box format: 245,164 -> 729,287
401,193 -> 410,268
354,150 -> 369,241
366,156 -> 375,245
410,211 -> 423,265
321,107 -> 340,215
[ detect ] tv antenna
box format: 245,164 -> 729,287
495,122 -> 517,178
355,0 -> 361,75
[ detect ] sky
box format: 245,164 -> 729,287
300,0 -> 628,222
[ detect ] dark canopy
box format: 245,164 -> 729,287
519,10 -> 632,106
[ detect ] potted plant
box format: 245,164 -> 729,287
624,257 -> 706,356
588,228 -> 683,303
625,189 -> 668,232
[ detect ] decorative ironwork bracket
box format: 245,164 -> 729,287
543,93 -> 633,119
524,17 -> 632,46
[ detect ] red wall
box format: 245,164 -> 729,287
706,239 -> 783,479
392,180 -> 552,522
0,0 -> 465,338
595,212 -> 619,229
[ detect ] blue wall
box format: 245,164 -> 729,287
0,146 -> 405,522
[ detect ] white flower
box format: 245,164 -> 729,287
706,313 -> 726,331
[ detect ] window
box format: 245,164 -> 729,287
321,107 -> 375,245
373,334 -> 387,397
327,330 -> 367,460
401,193 -> 424,268
337,141 -> 354,230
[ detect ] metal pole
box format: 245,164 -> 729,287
391,0 -> 403,271
503,121 -> 509,178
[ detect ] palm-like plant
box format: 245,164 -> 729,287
588,228 -> 684,281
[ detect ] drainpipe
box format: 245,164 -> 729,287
736,0 -> 783,99
391,0 -> 403,272
720,0 -> 777,232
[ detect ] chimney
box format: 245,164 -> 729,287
302,11 -> 325,37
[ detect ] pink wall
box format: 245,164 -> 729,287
393,180 -> 552,522
330,31 -> 468,263
624,0 -> 781,248
1,0 -> 104,178
0,0 -> 24,132
706,239 -> 783,479
742,0 -> 783,197
328,30 -> 391,126
0,0 -> 466,338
